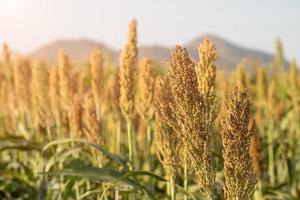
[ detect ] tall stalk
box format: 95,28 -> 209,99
169,176 -> 176,200
183,147 -> 188,200
114,119 -> 121,199
116,120 -> 121,154
118,18 -> 138,171
146,120 -> 154,196
127,120 -> 133,170
267,125 -> 275,186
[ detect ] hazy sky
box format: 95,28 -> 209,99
0,0 -> 299,61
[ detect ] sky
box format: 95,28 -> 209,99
0,0 -> 299,61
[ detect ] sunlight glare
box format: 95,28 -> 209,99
0,0 -> 24,16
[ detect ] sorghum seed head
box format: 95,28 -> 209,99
119,19 -> 138,122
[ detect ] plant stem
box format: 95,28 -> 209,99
267,122 -> 275,186
184,147 -> 188,200
115,188 -> 119,200
116,120 -> 121,154
75,182 -> 80,199
127,120 -> 136,200
115,119 -> 121,199
147,122 -> 154,196
127,120 -> 133,171
169,176 -> 176,200
167,180 -> 171,197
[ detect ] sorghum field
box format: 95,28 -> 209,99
0,19 -> 299,200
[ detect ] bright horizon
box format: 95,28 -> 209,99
0,0 -> 299,61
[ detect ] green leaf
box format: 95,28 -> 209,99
121,170 -> 166,182
0,135 -> 42,152
90,143 -> 128,167
45,148 -> 82,171
175,184 -> 197,200
43,138 -> 128,168
45,167 -> 165,199
61,178 -> 77,199
78,189 -> 102,200
98,170 -> 166,200
0,135 -> 26,142
45,167 -> 142,189
0,144 -> 41,152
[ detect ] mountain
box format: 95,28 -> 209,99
30,38 -> 172,64
30,34 -> 276,69
139,45 -> 171,63
30,38 -> 117,63
186,34 -> 274,69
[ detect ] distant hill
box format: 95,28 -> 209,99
186,34 -> 275,69
30,38 -> 117,63
30,34 -> 276,69
139,45 -> 171,63
30,39 -> 172,64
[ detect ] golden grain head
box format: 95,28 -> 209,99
48,67 -> 60,119
169,46 -> 201,117
221,87 -> 257,200
138,57 -> 156,116
90,48 -> 103,96
236,63 -> 247,91
267,80 -> 276,114
197,38 -> 217,98
2,43 -> 10,66
70,94 -> 82,138
111,70 -> 121,114
154,76 -> 181,178
58,48 -> 72,111
275,38 -> 284,67
289,58 -> 298,90
90,48 -> 103,120
154,77 -> 175,123
197,38 -> 218,123
31,61 -> 49,128
256,66 -> 266,101
13,56 -> 32,113
249,119 -> 264,178
167,46 -> 215,199
127,19 -> 138,53
82,91 -> 103,144
119,19 -> 138,121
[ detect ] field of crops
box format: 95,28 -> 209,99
0,19 -> 299,200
